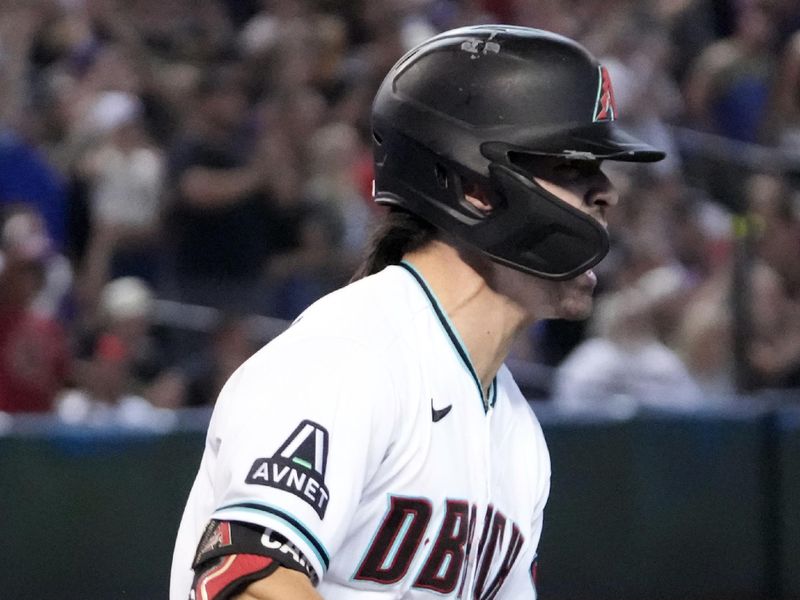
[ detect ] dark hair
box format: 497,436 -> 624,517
351,208 -> 438,281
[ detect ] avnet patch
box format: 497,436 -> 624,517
245,420 -> 330,518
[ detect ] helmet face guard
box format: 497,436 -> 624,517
371,25 -> 665,279
373,129 -> 610,280
482,164 -> 610,280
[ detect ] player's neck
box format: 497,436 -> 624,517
404,241 -> 529,395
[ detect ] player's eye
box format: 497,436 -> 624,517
553,162 -> 581,181
553,160 -> 602,182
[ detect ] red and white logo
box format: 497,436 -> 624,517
198,521 -> 232,557
593,65 -> 617,122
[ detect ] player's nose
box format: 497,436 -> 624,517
587,170 -> 619,210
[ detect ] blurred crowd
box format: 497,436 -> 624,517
0,0 -> 799,425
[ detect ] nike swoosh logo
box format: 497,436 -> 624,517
431,400 -> 452,423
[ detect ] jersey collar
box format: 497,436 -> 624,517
398,261 -> 497,413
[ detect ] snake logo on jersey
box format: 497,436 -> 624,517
246,420 -> 330,518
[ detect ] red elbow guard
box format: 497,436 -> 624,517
193,554 -> 277,600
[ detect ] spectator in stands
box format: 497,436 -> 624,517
0,128 -> 67,249
676,271 -> 735,397
0,206 -> 70,413
258,119 -> 376,318
252,91 -> 358,318
55,331 -> 176,429
677,257 -> 800,395
304,122 -> 373,258
663,0 -> 722,85
744,174 -> 800,387
684,0 -> 777,143
748,261 -> 800,388
554,268 -> 702,412
75,91 -> 165,312
181,315 -> 258,407
747,172 -> 800,299
162,65 -> 274,313
769,29 -> 800,148
76,276 -> 186,409
6,204 -> 73,321
0,0 -> 796,411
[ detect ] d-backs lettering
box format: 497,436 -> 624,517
354,496 -> 524,599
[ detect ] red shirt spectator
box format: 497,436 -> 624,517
0,308 -> 69,412
0,207 -> 70,412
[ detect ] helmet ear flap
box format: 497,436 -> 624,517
374,127 -> 485,223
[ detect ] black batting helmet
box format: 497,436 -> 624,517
371,25 -> 665,280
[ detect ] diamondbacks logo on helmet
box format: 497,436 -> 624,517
593,66 -> 617,122
246,420 -> 330,518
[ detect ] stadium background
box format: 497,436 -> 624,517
0,0 -> 799,598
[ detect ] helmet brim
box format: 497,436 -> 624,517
563,122 -> 666,162
503,122 -> 666,163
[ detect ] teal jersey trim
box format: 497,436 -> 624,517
215,500 -> 331,570
399,261 -> 497,413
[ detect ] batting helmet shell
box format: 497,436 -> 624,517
371,25 -> 665,280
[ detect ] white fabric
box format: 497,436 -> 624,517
90,146 -> 163,228
553,337 -> 703,412
86,91 -> 142,135
56,390 -> 175,430
171,264 -> 550,599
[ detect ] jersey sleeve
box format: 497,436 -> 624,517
206,333 -> 400,583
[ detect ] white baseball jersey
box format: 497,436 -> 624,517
171,262 -> 551,599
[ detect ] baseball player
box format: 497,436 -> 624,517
170,25 -> 664,600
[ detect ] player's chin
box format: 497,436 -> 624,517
554,273 -> 597,320
555,294 -> 594,320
